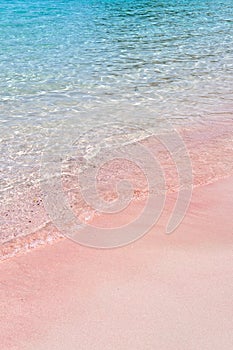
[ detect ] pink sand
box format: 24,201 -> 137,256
1,176 -> 233,349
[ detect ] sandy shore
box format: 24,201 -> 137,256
1,176 -> 233,349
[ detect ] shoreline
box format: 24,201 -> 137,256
1,171 -> 232,261
1,116 -> 233,259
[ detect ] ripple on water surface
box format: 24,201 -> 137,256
0,0 -> 233,250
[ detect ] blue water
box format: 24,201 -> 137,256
1,0 -> 233,105
0,0 -> 233,245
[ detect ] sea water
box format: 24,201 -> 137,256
0,0 -> 233,248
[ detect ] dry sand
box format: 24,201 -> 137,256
1,176 -> 233,349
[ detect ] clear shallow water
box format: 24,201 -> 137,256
0,0 -> 233,247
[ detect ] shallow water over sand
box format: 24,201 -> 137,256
0,0 -> 233,250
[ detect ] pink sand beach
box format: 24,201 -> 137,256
1,0 -> 233,348
1,175 -> 233,350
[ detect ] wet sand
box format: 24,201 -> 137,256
1,175 -> 233,349
1,118 -> 233,256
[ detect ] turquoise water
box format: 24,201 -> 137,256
1,0 -> 233,103
0,0 -> 233,245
